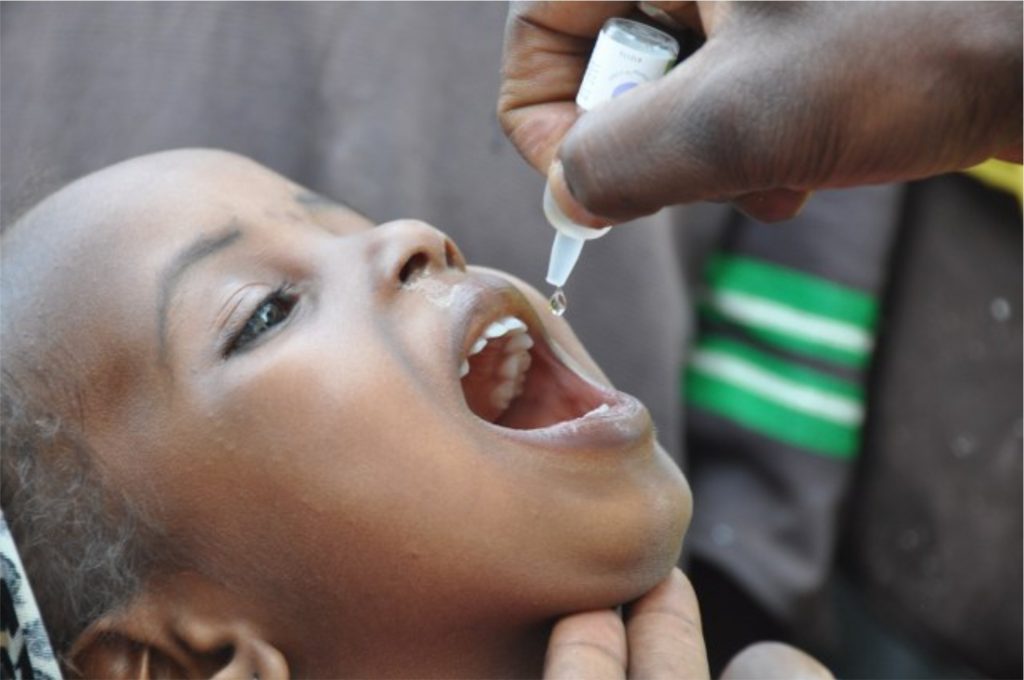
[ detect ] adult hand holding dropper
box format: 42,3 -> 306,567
499,1 -> 1022,226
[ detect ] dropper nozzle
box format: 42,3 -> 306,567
546,231 -> 585,287
542,183 -> 609,288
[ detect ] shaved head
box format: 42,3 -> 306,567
1,149 -> 252,661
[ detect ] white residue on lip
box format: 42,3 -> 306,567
551,403 -> 614,437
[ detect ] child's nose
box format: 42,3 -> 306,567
376,219 -> 466,285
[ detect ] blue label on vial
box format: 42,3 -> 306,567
612,82 -> 638,98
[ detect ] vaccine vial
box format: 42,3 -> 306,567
576,18 -> 681,111
545,18 -> 680,308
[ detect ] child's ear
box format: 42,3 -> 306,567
68,575 -> 289,679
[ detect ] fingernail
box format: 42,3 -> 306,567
734,189 -> 811,223
547,161 -> 609,229
638,2 -> 686,30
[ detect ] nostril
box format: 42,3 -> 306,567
398,251 -> 430,284
444,239 -> 466,271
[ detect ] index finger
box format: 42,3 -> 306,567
498,1 -> 634,172
544,608 -> 627,680
625,568 -> 710,680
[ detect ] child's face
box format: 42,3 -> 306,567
4,150 -> 689,656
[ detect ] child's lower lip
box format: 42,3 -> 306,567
483,389 -> 654,453
489,325 -> 654,449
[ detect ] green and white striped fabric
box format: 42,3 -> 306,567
699,254 -> 878,368
683,185 -> 904,630
687,254 -> 878,458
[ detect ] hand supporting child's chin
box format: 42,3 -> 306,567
543,568 -> 834,680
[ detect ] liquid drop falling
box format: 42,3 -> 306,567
549,288 -> 567,316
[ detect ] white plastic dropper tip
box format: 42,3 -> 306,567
546,231 -> 585,287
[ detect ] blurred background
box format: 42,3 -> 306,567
2,3 -> 1020,677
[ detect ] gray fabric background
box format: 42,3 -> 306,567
0,1 -> 687,464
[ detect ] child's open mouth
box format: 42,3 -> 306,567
457,311 -> 620,431
440,272 -> 653,451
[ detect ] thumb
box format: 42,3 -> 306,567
543,609 -> 627,680
720,642 -> 834,680
624,568 -> 710,680
554,37 -> 795,222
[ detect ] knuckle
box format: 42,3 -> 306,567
675,73 -> 760,191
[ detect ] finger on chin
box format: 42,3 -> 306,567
544,609 -> 627,680
625,568 -> 710,680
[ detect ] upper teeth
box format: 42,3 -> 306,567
461,314 -> 535,412
469,337 -> 487,356
469,315 -> 533,353
484,316 -> 527,338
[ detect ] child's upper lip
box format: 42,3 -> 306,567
444,270 -> 577,386
450,276 -> 544,371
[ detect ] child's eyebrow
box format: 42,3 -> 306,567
156,227 -> 244,365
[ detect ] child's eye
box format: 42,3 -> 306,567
226,286 -> 297,355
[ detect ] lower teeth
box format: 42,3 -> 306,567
490,380 -> 516,409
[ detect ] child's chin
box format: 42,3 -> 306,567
621,454 -> 692,596
582,459 -> 692,607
